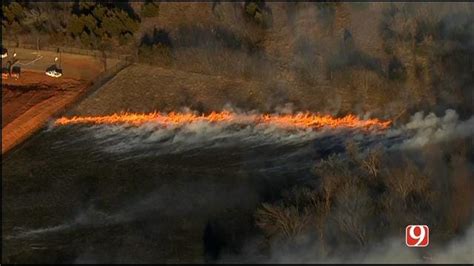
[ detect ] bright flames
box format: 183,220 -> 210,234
55,111 -> 391,131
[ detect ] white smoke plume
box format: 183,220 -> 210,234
394,109 -> 474,149
263,223 -> 474,264
10,109 -> 473,263
50,108 -> 474,159
6,206 -> 128,240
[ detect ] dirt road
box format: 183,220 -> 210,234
1,45 -> 126,154
3,47 -> 119,80
2,71 -> 90,154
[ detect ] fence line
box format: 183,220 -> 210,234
2,39 -> 133,60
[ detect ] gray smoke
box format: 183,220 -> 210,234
51,108 -> 474,158
11,108 -> 473,263
391,109 -> 474,149
263,223 -> 474,264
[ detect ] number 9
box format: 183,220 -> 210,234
409,225 -> 426,246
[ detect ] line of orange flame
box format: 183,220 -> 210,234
54,111 -> 392,130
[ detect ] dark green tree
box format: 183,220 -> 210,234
141,1 -> 160,18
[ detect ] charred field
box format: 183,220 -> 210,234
2,110 -> 473,263
1,118 -> 395,263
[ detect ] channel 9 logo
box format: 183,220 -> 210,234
405,225 -> 429,247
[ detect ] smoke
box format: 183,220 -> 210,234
260,223 -> 474,264
6,206 -> 128,240
51,108 -> 474,160
391,109 -> 474,149
8,108 -> 472,263
359,227 -> 474,264
62,120 -> 321,161
6,224 -> 71,240
430,225 -> 474,263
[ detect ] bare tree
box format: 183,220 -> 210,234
360,146 -> 383,179
22,8 -> 48,52
331,181 -> 372,246
315,154 -> 352,212
256,203 -> 310,242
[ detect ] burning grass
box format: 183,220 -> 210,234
54,111 -> 391,131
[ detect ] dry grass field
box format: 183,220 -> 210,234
69,64 -> 298,116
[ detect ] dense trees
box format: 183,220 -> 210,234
244,0 -> 273,28
68,3 -> 139,48
2,2 -> 26,42
2,2 -> 139,50
2,2 -> 25,25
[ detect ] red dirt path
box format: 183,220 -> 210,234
2,71 -> 89,154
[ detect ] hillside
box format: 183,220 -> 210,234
3,2 -> 474,119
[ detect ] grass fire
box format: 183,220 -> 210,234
2,2 -> 473,264
54,111 -> 392,130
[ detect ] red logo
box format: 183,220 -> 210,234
406,225 -> 429,247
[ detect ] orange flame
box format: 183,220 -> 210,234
54,111 -> 391,130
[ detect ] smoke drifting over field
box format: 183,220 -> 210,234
393,109 -> 474,149
51,109 -> 474,158
262,223 -> 474,264
56,108 -> 470,265
3,108 -> 472,264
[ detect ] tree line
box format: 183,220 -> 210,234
2,2 -> 158,51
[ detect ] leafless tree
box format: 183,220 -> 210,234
360,146 -> 383,179
22,8 -> 48,52
256,203 -> 310,242
331,181 -> 372,246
